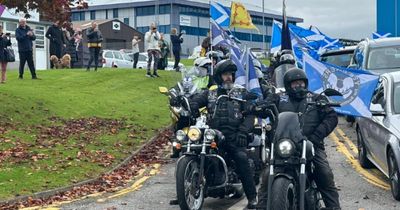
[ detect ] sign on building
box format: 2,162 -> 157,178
112,21 -> 121,30
180,15 -> 191,26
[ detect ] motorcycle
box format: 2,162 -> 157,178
174,87 -> 260,210
264,88 -> 342,210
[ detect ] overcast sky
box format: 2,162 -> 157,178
246,0 -> 376,40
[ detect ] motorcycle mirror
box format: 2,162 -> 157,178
323,88 -> 343,97
159,86 -> 168,94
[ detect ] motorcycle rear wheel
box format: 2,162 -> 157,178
270,177 -> 296,210
176,156 -> 205,210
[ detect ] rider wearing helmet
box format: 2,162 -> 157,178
257,68 -> 341,210
189,59 -> 258,209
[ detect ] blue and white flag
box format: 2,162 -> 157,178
211,20 -> 241,58
210,1 -> 231,27
303,53 -> 379,118
309,25 -> 342,54
235,48 -> 262,97
372,31 -> 392,39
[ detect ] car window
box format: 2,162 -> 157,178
123,54 -> 132,61
113,52 -> 123,60
321,53 -> 353,67
393,82 -> 400,114
367,46 -> 400,70
104,51 -> 113,58
139,54 -> 147,62
371,81 -> 385,106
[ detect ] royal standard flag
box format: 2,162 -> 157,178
230,2 -> 259,32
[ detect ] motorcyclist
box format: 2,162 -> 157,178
189,59 -> 258,209
257,68 -> 341,210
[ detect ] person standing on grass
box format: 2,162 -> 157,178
158,33 -> 169,70
132,35 -> 141,69
45,20 -> 64,69
0,25 -> 12,84
86,21 -> 103,71
170,28 -> 183,72
16,18 -> 38,79
144,22 -> 161,77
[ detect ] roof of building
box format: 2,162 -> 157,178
77,0 -> 303,23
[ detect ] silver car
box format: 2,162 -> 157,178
102,50 -> 134,68
356,71 -> 400,200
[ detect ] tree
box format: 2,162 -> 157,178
0,0 -> 88,23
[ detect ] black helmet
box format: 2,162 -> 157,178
283,68 -> 309,99
213,59 -> 237,85
279,54 -> 296,65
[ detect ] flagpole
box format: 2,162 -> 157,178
210,0 -> 214,75
246,45 -> 250,90
262,0 -> 265,53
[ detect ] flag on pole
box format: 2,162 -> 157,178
372,31 -> 392,39
303,53 -> 379,118
235,47 -> 262,97
210,1 -> 231,27
230,2 -> 259,32
281,0 -> 292,50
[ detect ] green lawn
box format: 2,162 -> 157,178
0,68 -> 179,200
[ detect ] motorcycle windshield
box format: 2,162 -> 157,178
274,112 -> 304,143
273,64 -> 296,89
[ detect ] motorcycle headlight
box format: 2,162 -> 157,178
176,130 -> 186,141
188,128 -> 201,141
204,129 -> 215,141
277,139 -> 295,158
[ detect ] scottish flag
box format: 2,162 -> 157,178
235,48 -> 262,97
210,2 -> 230,27
303,53 -> 379,118
372,31 -> 392,39
211,20 -> 241,58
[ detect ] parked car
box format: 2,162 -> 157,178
320,46 -> 356,67
102,50 -> 134,68
349,37 -> 400,74
128,52 -> 186,71
356,71 -> 400,200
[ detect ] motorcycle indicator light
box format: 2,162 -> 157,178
175,143 -> 182,150
188,128 -> 201,141
277,139 -> 295,157
210,141 -> 217,148
205,129 -> 216,140
176,130 -> 186,141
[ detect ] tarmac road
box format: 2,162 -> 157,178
36,118 -> 399,210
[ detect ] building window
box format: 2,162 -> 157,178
72,12 -> 85,21
90,11 -> 96,20
252,34 -> 263,42
158,25 -> 171,34
179,6 -> 208,17
232,31 -> 251,41
113,8 -> 119,18
5,22 -> 17,32
80,12 -> 85,21
106,9 -> 108,19
159,5 -> 171,14
124,18 -> 129,25
136,6 -> 155,16
137,26 -> 149,34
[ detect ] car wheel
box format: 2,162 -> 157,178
356,127 -> 374,168
388,149 -> 400,200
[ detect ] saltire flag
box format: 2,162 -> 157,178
230,2 -> 259,32
372,31 -> 392,39
309,25 -> 342,54
211,19 -> 241,59
210,1 -> 231,27
281,0 -> 292,50
303,53 -> 379,118
235,47 -> 262,97
0,4 -> 5,16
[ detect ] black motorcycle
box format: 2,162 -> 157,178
265,89 -> 342,210
175,87 -> 261,210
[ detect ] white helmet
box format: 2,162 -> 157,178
194,57 -> 212,77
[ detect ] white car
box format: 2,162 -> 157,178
130,52 -> 186,71
102,50 -> 134,68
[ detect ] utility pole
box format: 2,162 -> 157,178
155,0 -> 159,26
262,0 -> 265,55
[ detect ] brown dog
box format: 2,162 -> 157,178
50,54 -> 71,69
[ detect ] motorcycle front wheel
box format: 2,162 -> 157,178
176,156 -> 205,210
270,177 -> 296,210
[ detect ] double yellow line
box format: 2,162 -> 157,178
330,128 -> 390,190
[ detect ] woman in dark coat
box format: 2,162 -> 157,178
45,21 -> 64,68
170,28 -> 183,71
0,25 -> 12,83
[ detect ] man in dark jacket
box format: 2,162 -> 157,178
15,18 -> 37,79
86,21 -> 103,71
189,59 -> 258,209
257,68 -> 341,210
170,28 -> 183,72
45,21 -> 64,68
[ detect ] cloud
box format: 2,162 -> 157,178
250,0 -> 376,40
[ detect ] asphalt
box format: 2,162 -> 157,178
39,118 -> 400,210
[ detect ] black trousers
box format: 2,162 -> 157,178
257,147 -> 340,209
87,47 -> 100,70
173,50 -> 180,70
133,52 -> 139,68
223,142 -> 257,200
147,49 -> 160,74
19,51 -> 36,78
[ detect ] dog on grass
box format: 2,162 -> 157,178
50,54 -> 71,69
